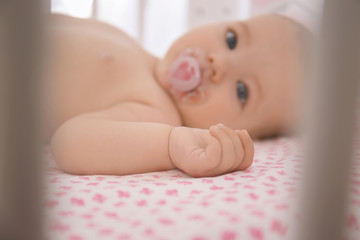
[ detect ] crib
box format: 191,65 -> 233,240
0,1 -> 359,240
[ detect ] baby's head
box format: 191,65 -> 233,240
155,14 -> 310,139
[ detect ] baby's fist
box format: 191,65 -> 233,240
169,124 -> 254,177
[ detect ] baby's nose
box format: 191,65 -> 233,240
208,53 -> 225,83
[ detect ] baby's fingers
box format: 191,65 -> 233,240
235,130 -> 254,170
217,124 -> 244,170
201,131 -> 222,170
209,124 -> 236,173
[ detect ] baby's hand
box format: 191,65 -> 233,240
169,124 -> 254,177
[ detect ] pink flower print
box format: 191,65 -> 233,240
240,175 -> 254,179
93,194 -> 106,203
59,211 -> 73,217
224,176 -> 235,181
152,174 -> 160,178
248,227 -> 264,240
177,180 -> 193,185
69,235 -> 83,240
55,191 -> 67,197
140,187 -> 152,195
351,187 -> 360,196
202,179 -> 213,183
224,197 -> 237,203
105,212 -> 118,218
170,174 -> 183,177
159,218 -> 174,225
274,204 -> 289,210
262,183 -> 275,188
173,206 -> 182,212
352,179 -> 360,187
277,171 -> 287,175
96,176 -> 105,181
210,185 -> 224,191
192,237 -> 207,240
267,189 -> 276,195
131,220 -> 141,227
117,234 -> 131,240
251,210 -> 265,217
87,182 -> 99,186
70,181 -> 82,184
60,186 -> 72,190
229,216 -> 239,223
107,181 -> 119,184
136,199 -> 147,206
51,221 -> 70,232
267,176 -> 278,181
100,228 -> 113,235
114,201 -> 125,207
225,190 -> 238,194
271,219 -> 287,236
45,200 -> 58,208
157,200 -> 166,205
80,189 -> 91,193
153,182 -> 167,186
347,214 -> 359,230
190,190 -> 202,194
79,176 -> 90,180
144,228 -> 154,236
188,215 -> 204,221
200,201 -> 210,207
150,208 -> 160,214
81,214 -> 93,219
248,193 -> 259,200
222,231 -> 236,240
166,189 -> 178,196
50,177 -> 60,183
71,198 -> 84,206
244,185 -> 255,190
117,191 -> 130,198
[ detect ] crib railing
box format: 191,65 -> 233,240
0,0 -> 45,240
297,0 -> 360,239
1,1 -> 359,240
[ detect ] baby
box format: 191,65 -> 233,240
47,12 -> 309,177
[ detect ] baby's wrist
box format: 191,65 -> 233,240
168,126 -> 177,168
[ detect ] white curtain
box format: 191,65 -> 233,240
51,0 -> 287,57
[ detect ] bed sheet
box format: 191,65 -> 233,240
44,137 -> 360,240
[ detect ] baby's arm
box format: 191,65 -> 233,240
52,118 -> 175,175
51,104 -> 253,177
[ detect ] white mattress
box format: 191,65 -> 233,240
44,137 -> 360,240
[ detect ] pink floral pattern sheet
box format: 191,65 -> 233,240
44,137 -> 360,240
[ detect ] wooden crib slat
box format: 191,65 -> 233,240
298,0 -> 360,240
0,0 -> 44,240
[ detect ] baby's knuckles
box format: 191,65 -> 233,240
169,126 -> 221,178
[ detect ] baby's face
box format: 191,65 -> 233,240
155,15 -> 305,138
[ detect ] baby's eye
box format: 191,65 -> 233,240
226,30 -> 237,50
236,81 -> 248,104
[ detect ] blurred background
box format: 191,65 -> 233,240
50,0 -> 285,57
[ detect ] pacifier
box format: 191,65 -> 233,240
168,55 -> 201,92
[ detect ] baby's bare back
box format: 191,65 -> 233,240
45,15 -> 179,140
